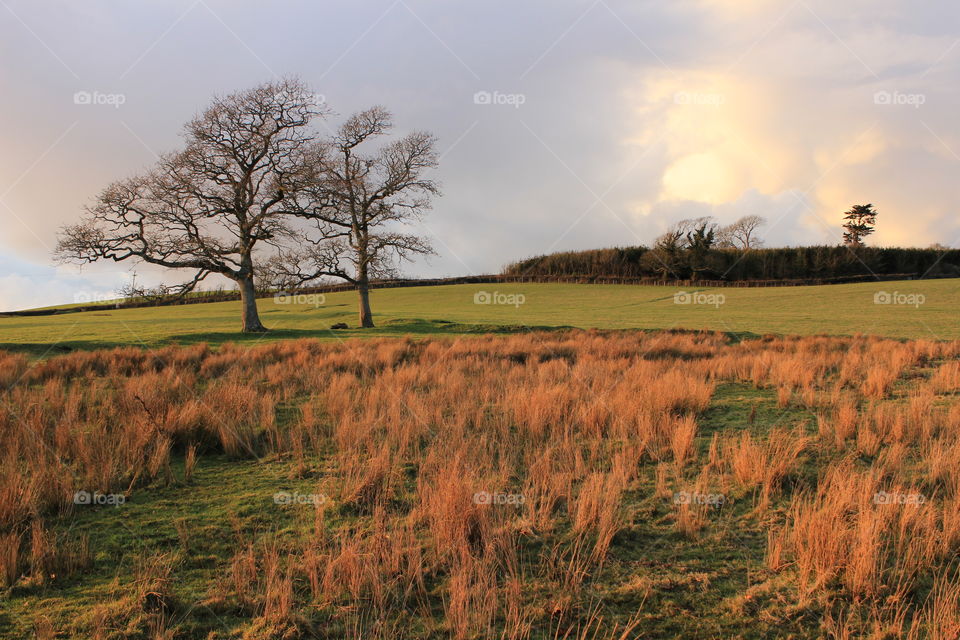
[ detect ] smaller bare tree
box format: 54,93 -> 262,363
268,107 -> 440,328
717,215 -> 766,250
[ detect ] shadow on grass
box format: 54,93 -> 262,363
167,319 -> 575,344
0,319 -> 577,358
0,342 -> 129,358
0,324 -> 762,360
0,323 -> 758,359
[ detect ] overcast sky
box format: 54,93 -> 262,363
2,0 -> 959,309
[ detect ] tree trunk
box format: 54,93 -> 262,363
357,281 -> 374,328
355,230 -> 374,328
238,276 -> 267,333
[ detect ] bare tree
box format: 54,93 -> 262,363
267,107 -> 440,328
718,215 -> 766,250
55,79 -> 326,332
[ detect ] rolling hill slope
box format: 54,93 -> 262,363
1,279 -> 957,353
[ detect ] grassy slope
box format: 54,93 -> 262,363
1,279 -> 958,354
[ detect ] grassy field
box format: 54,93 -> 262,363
1,279 -> 958,354
4,281 -> 960,638
3,331 -> 960,638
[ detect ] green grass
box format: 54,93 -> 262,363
2,279 -> 959,354
0,453 -> 325,639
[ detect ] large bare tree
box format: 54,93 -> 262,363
55,79 -> 326,332
267,107 -> 440,328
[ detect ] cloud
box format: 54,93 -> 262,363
1,0 -> 959,309
615,1 -> 960,248
0,264 -> 122,312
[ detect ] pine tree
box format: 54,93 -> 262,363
842,204 -> 877,247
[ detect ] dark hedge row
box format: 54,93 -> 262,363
503,246 -> 960,282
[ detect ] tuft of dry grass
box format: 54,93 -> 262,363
0,530 -> 20,588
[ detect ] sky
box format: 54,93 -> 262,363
2,0 -> 959,310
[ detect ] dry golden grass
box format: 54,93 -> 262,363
3,330 -> 960,637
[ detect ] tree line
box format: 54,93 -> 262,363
505,244 -> 960,282
506,207 -> 959,282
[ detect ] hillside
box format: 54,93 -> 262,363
1,279 -> 959,353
